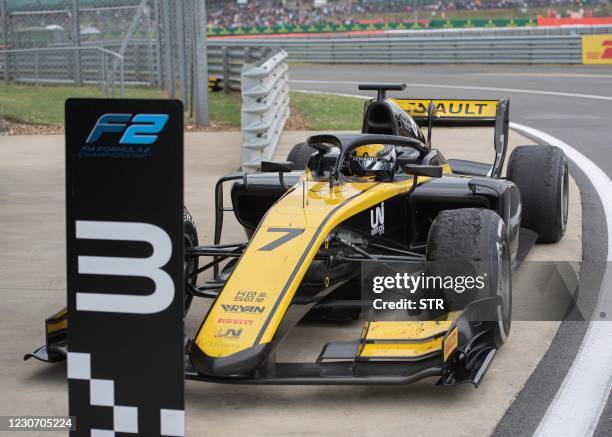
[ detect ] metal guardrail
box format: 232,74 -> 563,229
380,24 -> 612,38
240,50 -> 289,173
210,24 -> 612,40
272,35 -> 583,64
1,46 -> 125,96
208,26 -> 612,65
208,45 -> 276,92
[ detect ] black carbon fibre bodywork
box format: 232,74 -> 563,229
231,171 -> 521,262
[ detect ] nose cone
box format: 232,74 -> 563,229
190,342 -> 269,377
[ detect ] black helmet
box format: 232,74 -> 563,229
344,144 -> 396,178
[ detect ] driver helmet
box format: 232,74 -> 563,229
344,144 -> 396,178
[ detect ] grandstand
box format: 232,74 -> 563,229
3,0 -> 611,37
206,0 -> 610,28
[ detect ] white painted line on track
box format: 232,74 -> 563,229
510,123 -> 612,437
294,83 -> 612,435
472,73 -> 612,79
290,80 -> 612,102
291,89 -> 371,100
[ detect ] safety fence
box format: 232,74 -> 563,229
0,1 -> 275,91
0,46 -> 125,95
0,38 -> 276,92
240,50 -> 289,173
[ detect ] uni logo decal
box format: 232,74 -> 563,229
370,202 -> 385,236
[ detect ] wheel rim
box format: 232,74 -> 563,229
184,234 -> 197,308
497,240 -> 511,323
561,161 -> 569,232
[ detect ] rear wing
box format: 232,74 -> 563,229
390,98 -> 501,127
390,98 -> 510,178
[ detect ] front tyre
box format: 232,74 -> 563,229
507,145 -> 568,243
427,208 -> 511,348
183,207 -> 199,315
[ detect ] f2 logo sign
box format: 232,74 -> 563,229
370,202 -> 385,236
75,220 -> 174,314
86,113 -> 169,145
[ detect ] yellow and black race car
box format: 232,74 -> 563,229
27,83 -> 569,387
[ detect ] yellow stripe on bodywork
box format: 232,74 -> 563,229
390,98 -> 498,119
443,326 -> 459,362
47,318 -> 67,334
359,339 -> 444,358
46,307 -> 67,334
357,320 -> 451,359
365,321 -> 452,341
195,176 -> 421,358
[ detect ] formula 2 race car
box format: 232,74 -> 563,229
27,83 -> 569,387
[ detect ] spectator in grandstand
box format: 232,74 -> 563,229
205,0 -> 606,28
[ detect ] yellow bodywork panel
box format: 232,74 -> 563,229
390,98 -> 498,119
46,307 -> 67,334
443,326 -> 459,362
194,176 -> 420,358
365,320 -> 453,341
357,320 -> 451,359
47,318 -> 67,334
359,339 -> 444,358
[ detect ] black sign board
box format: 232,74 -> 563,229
65,99 -> 184,436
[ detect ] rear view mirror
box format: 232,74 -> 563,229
399,162 -> 443,179
260,160 -> 294,190
260,160 -> 294,173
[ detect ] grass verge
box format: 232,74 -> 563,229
0,84 -> 364,132
0,85 -> 164,125
289,91 -> 365,130
0,84 -> 242,127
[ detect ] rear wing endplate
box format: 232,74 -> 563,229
390,98 -> 510,178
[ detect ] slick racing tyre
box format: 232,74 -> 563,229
183,207 -> 199,315
287,142 -> 314,170
507,145 -> 568,243
427,208 -> 512,348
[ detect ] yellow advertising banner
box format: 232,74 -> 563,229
582,34 -> 612,64
390,99 -> 498,119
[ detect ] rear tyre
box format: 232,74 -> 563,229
427,208 -> 511,348
507,145 -> 568,243
286,142 -> 314,170
183,207 -> 199,315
